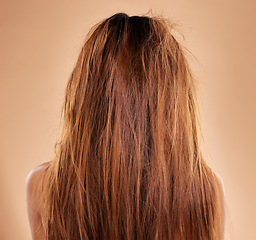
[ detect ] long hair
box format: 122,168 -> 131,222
41,12 -> 225,239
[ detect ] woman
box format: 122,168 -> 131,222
26,12 -> 226,240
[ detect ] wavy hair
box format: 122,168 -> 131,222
41,12 -> 225,239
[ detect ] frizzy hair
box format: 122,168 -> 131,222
41,12 -> 225,239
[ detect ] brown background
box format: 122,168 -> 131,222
1,0 -> 255,239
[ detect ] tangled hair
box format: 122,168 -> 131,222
41,12 -> 225,239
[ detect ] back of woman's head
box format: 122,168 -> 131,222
43,12 -> 225,240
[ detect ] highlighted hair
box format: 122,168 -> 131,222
42,13 -> 225,240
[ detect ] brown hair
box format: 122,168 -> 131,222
42,12 -> 225,239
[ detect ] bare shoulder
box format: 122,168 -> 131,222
26,161 -> 50,183
211,170 -> 226,207
26,162 -> 51,200
212,170 -> 226,237
212,170 -> 226,215
26,161 -> 51,240
213,170 -> 225,196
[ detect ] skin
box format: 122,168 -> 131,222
26,162 -> 226,239
26,161 -> 50,240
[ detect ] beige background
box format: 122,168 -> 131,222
1,0 -> 255,239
